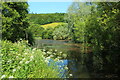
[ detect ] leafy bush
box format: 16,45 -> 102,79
28,23 -> 44,38
42,28 -> 53,39
1,40 -> 60,78
52,24 -> 71,40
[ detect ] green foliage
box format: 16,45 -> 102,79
94,2 -> 120,51
52,24 -> 71,40
26,30 -> 35,46
1,40 -> 60,78
2,2 -> 29,42
42,28 -> 53,39
67,2 -> 120,52
28,13 -> 65,25
28,23 -> 44,37
38,23 -> 70,40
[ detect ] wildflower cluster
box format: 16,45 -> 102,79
1,40 -> 60,78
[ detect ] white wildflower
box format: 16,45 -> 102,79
43,49 -> 46,52
50,55 -> 53,58
19,61 -> 23,64
45,59 -> 49,63
60,51 -> 62,53
55,49 -> 57,52
22,58 -> 25,61
13,69 -> 16,72
30,59 -> 33,61
53,53 -> 56,55
25,61 -> 30,64
46,57 -> 50,60
33,48 -> 36,51
47,51 -> 51,54
20,38 -> 22,41
64,66 -> 68,70
16,56 -> 18,58
54,58 -> 59,61
58,60 -> 64,63
26,40 -> 28,43
63,54 -> 67,58
24,53 -> 28,55
30,56 -> 34,59
69,74 -> 73,76
9,76 -> 14,78
1,75 -> 6,78
1,54 -> 3,56
57,57 -> 61,59
7,60 -> 11,63
17,66 -> 21,69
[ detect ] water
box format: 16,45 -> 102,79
34,39 -> 120,78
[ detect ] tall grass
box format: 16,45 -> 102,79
1,40 -> 60,78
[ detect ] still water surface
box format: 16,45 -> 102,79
34,39 -> 119,78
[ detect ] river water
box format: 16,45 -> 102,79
34,39 -> 120,78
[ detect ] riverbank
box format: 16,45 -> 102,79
1,40 -> 61,78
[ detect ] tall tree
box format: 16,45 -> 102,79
2,2 -> 29,42
66,1 -> 120,52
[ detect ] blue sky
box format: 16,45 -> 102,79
28,2 -> 72,14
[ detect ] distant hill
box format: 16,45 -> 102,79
28,13 -> 66,25
41,22 -> 67,29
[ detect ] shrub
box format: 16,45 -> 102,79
52,24 -> 71,40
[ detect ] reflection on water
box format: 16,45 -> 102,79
34,39 -> 120,78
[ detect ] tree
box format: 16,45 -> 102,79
52,24 -> 70,40
2,2 -> 29,42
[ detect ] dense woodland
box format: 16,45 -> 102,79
28,13 -> 65,25
1,1 -> 120,78
66,2 -> 120,52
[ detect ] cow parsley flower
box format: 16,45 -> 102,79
69,74 -> 73,76
13,69 -> 16,72
55,49 -> 57,52
25,61 -> 30,64
24,53 -> 28,55
19,61 -> 23,64
64,66 -> 68,70
9,76 -> 14,78
1,75 -> 6,78
60,51 -> 62,53
30,56 -> 34,59
17,66 -> 21,69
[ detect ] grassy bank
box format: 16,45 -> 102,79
1,40 -> 60,78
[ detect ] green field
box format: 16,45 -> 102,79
41,22 -> 67,29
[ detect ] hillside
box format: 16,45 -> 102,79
41,22 -> 67,29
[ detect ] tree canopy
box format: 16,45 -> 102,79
2,2 -> 29,42
66,2 -> 120,52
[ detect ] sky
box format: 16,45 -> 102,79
28,2 -> 72,14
